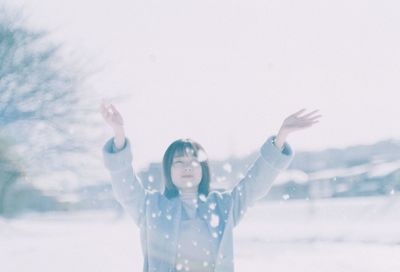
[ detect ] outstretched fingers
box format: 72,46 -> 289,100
308,114 -> 322,121
109,104 -> 120,115
99,103 -> 113,120
298,111 -> 322,122
296,119 -> 319,129
291,108 -> 307,118
299,109 -> 319,118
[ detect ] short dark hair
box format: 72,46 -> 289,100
162,138 -> 211,199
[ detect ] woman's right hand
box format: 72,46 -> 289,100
100,101 -> 124,131
100,101 -> 126,148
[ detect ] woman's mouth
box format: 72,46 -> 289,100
182,175 -> 193,178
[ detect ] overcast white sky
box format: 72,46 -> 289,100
8,0 -> 400,169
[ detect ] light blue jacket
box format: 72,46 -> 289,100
102,135 -> 295,271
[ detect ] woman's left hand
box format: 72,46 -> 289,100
274,109 -> 322,149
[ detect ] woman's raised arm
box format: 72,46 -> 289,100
100,101 -> 148,227
230,108 -> 322,227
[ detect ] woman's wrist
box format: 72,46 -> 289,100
113,126 -> 126,149
274,129 -> 288,151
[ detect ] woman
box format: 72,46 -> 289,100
100,102 -> 321,272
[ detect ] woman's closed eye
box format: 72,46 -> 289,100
173,161 -> 184,167
173,159 -> 200,168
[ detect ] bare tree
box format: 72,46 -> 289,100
0,7 -> 99,214
0,136 -> 23,214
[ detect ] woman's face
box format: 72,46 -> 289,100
171,153 -> 203,192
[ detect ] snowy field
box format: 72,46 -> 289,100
1,196 -> 400,272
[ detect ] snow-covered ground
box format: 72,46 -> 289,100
1,196 -> 400,272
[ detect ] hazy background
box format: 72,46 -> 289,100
9,0 -> 400,169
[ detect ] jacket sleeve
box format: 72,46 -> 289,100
230,135 -> 295,227
102,137 -> 148,227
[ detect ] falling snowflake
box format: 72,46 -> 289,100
210,214 -> 219,228
191,161 -> 200,167
197,150 -> 208,162
216,176 -> 226,183
166,214 -> 172,220
208,203 -> 216,210
203,261 -> 209,267
148,175 -> 154,183
282,194 -> 290,200
237,172 -> 245,179
176,263 -> 183,271
199,194 -> 207,202
185,147 -> 194,156
223,163 -> 232,173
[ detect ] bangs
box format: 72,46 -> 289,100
173,141 -> 199,158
